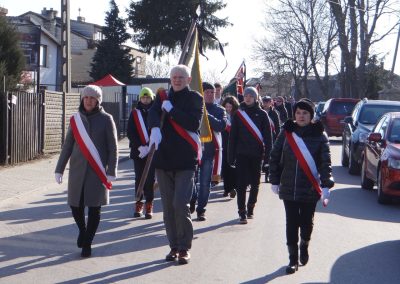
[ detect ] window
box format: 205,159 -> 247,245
40,45 -> 47,67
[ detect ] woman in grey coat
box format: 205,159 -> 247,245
55,85 -> 118,257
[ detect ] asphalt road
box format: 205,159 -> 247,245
1,138 -> 400,283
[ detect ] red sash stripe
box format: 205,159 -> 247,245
285,131 -> 326,206
212,131 -> 222,179
70,114 -> 112,190
236,110 -> 264,147
132,109 -> 149,145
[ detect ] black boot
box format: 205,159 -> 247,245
70,206 -> 86,248
286,245 -> 299,274
247,204 -> 255,219
81,206 -> 101,258
300,239 -> 309,265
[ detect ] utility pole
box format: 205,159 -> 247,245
61,0 -> 71,93
390,21 -> 400,85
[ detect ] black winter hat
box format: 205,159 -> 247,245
294,99 -> 315,118
202,82 -> 215,91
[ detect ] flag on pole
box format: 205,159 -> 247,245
236,61 -> 246,97
182,27 -> 212,143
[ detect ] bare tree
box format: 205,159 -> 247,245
145,58 -> 172,78
254,0 -> 338,99
329,0 -> 399,98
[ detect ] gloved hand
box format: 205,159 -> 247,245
161,100 -> 173,113
138,145 -> 150,158
321,187 -> 330,206
107,175 -> 116,182
55,173 -> 63,184
271,184 -> 279,194
149,127 -> 162,150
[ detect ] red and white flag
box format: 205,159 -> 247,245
235,61 -> 246,96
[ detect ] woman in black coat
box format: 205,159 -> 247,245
269,99 -> 334,274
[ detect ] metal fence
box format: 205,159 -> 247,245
0,90 -> 127,166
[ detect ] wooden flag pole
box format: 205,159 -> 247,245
135,19 -> 197,201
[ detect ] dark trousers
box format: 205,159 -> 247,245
236,155 -> 262,211
283,200 -> 317,246
133,158 -> 155,203
70,189 -> 101,246
222,153 -> 236,193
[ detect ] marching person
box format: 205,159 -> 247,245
214,82 -> 223,104
228,87 -> 273,224
269,99 -> 334,274
274,96 -> 288,125
127,87 -> 156,219
221,95 -> 239,198
55,85 -> 118,258
261,95 -> 281,183
148,64 -> 203,265
192,82 -> 226,221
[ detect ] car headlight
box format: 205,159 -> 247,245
359,132 -> 369,143
388,158 -> 400,169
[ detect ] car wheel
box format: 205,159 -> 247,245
348,145 -> 361,175
360,155 -> 374,190
377,169 -> 390,204
341,139 -> 349,167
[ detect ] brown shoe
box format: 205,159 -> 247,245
134,201 -> 144,218
178,250 -> 190,265
165,248 -> 178,261
145,202 -> 153,219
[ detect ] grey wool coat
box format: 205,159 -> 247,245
55,107 -> 118,207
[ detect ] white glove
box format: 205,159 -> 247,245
321,187 -> 330,206
55,173 -> 63,184
161,100 -> 173,112
107,175 -> 116,182
138,145 -> 150,158
271,184 -> 279,194
149,127 -> 162,150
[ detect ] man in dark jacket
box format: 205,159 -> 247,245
192,82 -> 226,221
228,87 -> 273,224
148,64 -> 204,265
274,96 -> 288,125
261,96 -> 281,183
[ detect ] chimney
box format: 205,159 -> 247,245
77,16 -> 85,22
41,7 -> 58,20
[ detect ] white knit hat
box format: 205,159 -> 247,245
81,85 -> 102,104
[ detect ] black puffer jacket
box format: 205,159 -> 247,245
148,86 -> 203,171
228,101 -> 272,164
269,119 -> 334,203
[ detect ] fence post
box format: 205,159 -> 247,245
0,93 -> 8,164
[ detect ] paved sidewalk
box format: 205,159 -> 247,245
0,137 -> 130,202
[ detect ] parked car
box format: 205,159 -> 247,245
314,101 -> 325,121
320,98 -> 359,136
342,99 -> 400,175
361,112 -> 400,204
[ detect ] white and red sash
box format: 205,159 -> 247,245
225,119 -> 231,133
70,113 -> 112,190
212,131 -> 222,182
132,109 -> 149,145
284,131 -> 326,206
267,114 -> 275,134
236,110 -> 264,147
159,92 -> 202,162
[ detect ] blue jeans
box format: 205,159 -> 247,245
195,158 -> 214,214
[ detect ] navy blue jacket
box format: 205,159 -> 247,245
203,103 -> 227,160
148,86 -> 204,170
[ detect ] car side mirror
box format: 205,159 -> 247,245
344,116 -> 352,124
368,132 -> 382,142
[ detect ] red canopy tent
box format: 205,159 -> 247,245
92,74 -> 125,86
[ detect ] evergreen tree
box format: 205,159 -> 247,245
90,0 -> 133,83
128,0 -> 230,58
0,15 -> 25,91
